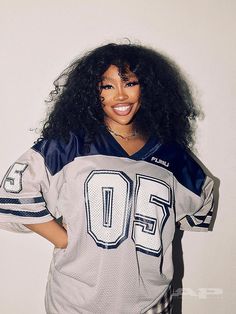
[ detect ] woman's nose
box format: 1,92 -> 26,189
114,87 -> 128,101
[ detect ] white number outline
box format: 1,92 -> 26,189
84,170 -> 172,256
132,174 -> 171,257
84,170 -> 132,249
3,162 -> 28,193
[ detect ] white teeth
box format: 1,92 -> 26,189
113,106 -> 130,111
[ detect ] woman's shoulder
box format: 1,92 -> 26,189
31,131 -> 86,175
156,141 -> 196,164
156,141 -> 206,195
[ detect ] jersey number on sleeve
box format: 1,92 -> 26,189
3,162 -> 28,193
85,170 -> 171,257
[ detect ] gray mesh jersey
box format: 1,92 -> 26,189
0,129 -> 214,314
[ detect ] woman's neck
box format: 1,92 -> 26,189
104,120 -> 135,137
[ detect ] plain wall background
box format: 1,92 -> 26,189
0,1 -> 235,313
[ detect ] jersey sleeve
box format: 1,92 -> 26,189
173,154 -> 214,232
0,148 -> 60,233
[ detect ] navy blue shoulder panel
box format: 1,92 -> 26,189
32,131 -> 125,175
32,132 -> 206,197
145,143 -> 206,196
32,132 -> 86,175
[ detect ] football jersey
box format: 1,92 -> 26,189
0,128 -> 214,314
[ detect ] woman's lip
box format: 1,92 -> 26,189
112,103 -> 131,108
112,104 -> 133,116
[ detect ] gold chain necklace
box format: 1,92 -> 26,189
107,127 -> 138,141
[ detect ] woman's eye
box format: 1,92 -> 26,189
100,84 -> 113,90
126,81 -> 139,87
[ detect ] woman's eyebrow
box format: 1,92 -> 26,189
102,74 -> 137,81
101,76 -> 114,81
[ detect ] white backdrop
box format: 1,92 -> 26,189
0,1 -> 235,313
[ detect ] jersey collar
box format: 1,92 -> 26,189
99,127 -> 161,160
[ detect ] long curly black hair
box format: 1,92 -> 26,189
41,42 -> 200,149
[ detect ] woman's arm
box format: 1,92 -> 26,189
24,220 -> 68,249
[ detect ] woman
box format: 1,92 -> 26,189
0,43 -> 214,313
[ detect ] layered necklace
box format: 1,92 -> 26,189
107,126 -> 138,141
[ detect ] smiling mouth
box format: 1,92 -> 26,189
112,104 -> 133,116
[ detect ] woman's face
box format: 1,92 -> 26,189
99,65 -> 141,130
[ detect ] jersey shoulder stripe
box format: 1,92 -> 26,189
0,196 -> 44,204
0,208 -> 50,217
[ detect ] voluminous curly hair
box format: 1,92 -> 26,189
41,42 -> 200,149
